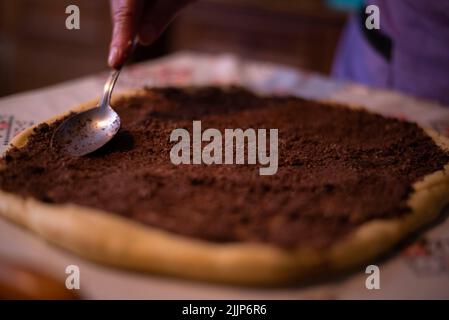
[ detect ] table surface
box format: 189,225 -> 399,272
1,52 -> 448,299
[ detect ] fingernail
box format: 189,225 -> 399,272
108,47 -> 120,68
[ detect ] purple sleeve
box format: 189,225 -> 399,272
332,0 -> 449,105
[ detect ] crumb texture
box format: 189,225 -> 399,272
1,87 -> 448,248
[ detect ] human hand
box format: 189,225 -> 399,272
108,0 -> 195,68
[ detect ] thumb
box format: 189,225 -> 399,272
137,0 -> 194,45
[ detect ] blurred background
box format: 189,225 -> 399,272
0,0 -> 362,98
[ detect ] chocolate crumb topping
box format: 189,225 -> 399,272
1,87 -> 448,248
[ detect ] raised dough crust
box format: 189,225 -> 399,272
0,89 -> 448,285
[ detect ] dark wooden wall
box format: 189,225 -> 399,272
0,0 -> 347,97
172,0 -> 347,72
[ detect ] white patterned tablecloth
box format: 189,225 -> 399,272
0,52 -> 448,299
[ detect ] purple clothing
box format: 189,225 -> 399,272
332,0 -> 449,105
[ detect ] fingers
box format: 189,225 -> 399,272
108,0 -> 144,68
108,0 -> 195,67
137,0 -> 195,45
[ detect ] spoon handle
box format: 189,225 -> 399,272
99,68 -> 122,109
99,39 -> 139,109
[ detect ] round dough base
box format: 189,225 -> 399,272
0,89 -> 448,285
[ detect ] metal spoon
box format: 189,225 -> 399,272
50,34 -> 139,157
50,67 -> 123,156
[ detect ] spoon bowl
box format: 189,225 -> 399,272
51,106 -> 120,156
51,67 -> 123,156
